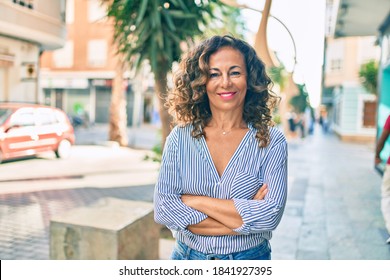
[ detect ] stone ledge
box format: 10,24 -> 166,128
50,197 -> 159,260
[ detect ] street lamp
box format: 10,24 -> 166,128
221,0 -> 300,136
221,0 -> 298,73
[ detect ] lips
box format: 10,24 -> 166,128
217,92 -> 236,100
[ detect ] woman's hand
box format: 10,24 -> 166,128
253,183 -> 268,200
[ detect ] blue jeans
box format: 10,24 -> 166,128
171,240 -> 271,260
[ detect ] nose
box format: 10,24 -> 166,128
221,74 -> 232,88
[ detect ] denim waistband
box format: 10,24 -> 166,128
172,239 -> 271,260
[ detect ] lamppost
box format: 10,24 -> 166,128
221,0 -> 298,72
221,0 -> 300,136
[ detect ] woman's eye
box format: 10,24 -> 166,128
230,71 -> 241,77
209,73 -> 219,78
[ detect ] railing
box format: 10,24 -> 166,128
11,0 -> 34,9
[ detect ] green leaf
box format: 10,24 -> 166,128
175,0 -> 189,12
150,38 -> 157,71
161,9 -> 176,31
164,28 -> 182,44
167,10 -> 197,19
161,30 -> 172,61
157,30 -> 164,49
135,0 -> 149,26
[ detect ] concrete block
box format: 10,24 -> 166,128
50,198 -> 159,260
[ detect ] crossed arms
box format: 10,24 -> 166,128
154,127 -> 288,236
181,184 -> 268,236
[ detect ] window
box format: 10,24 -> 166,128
53,41 -> 74,68
66,0 -> 74,24
0,109 -> 12,125
36,108 -> 57,125
10,108 -> 35,127
87,40 -> 107,67
88,0 -> 106,22
327,39 -> 344,73
362,100 -> 376,128
330,59 -> 343,71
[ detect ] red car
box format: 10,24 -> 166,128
0,103 -> 75,163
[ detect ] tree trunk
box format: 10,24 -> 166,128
109,59 -> 128,146
154,67 -> 172,150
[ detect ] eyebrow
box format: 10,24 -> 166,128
209,65 -> 243,71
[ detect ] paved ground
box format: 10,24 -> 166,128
272,131 -> 390,259
0,124 -> 389,260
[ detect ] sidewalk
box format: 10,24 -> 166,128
74,123 -> 161,150
0,124 -> 389,259
271,128 -> 390,259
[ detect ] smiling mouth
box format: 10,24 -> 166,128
218,92 -> 236,99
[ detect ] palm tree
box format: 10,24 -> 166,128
103,0 -> 233,148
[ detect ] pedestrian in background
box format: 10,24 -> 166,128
154,35 -> 288,260
375,114 -> 390,244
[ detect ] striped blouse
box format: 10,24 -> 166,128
154,123 -> 288,255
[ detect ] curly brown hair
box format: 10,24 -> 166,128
166,35 -> 279,147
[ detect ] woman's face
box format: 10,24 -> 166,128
205,46 -> 247,113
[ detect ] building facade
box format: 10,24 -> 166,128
323,36 -> 380,142
0,0 -> 66,102
39,0 -> 158,126
324,0 -> 384,142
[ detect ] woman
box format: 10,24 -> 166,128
154,35 -> 288,260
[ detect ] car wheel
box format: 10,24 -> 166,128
55,139 -> 72,159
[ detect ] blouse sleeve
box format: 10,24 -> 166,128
154,128 -> 208,231
232,136 -> 288,235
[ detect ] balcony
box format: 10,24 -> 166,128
0,0 -> 66,50
333,0 -> 390,37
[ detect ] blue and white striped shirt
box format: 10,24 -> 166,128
154,124 -> 288,254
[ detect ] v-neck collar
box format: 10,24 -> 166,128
200,124 -> 254,181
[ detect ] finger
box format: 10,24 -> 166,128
254,192 -> 266,200
259,184 -> 268,195
254,184 -> 266,197
259,183 -> 268,192
259,187 -> 268,199
254,185 -> 268,200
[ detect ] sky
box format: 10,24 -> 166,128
237,0 -> 326,108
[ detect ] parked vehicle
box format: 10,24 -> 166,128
0,103 -> 75,163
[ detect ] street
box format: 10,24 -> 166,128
0,144 -> 159,194
0,124 -> 161,194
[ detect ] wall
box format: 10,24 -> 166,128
0,36 -> 39,102
332,84 -> 376,142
